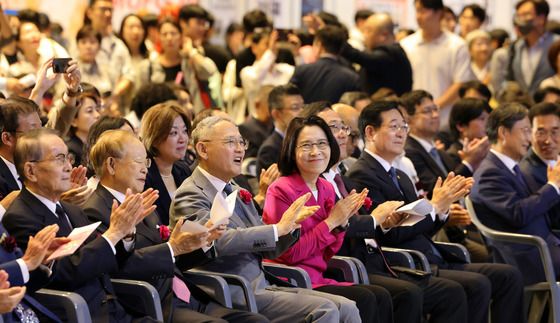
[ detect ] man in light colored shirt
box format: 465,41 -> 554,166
400,0 -> 475,129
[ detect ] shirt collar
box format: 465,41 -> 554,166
490,149 -> 518,173
274,127 -> 285,138
27,188 -> 58,216
102,185 -> 126,203
197,166 -> 228,194
365,148 -> 392,172
409,134 -> 436,154
0,155 -> 21,189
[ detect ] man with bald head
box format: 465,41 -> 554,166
341,13 -> 413,96
333,103 -> 362,165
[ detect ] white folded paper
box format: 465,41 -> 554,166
181,190 -> 237,233
395,199 -> 433,227
47,221 -> 101,261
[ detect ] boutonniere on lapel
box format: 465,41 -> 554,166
324,198 -> 335,214
0,232 -> 17,253
363,197 -> 373,212
239,189 -> 253,205
157,225 -> 170,241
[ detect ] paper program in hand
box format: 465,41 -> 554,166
47,222 -> 101,261
395,199 -> 433,227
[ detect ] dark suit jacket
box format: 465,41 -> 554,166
144,158 -> 192,225
238,117 -> 274,159
290,56 -> 360,104
0,157 -> 20,200
64,134 -> 83,168
83,185 -> 215,320
340,43 -> 413,96
471,151 -> 560,283
347,151 -> 466,267
405,136 -> 472,194
1,188 -> 130,322
256,131 -> 283,177
0,222 -> 61,323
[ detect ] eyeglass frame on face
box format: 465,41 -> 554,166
296,139 -> 330,152
534,128 -> 560,140
381,123 -> 410,134
200,137 -> 249,150
328,123 -> 351,136
114,157 -> 152,168
30,153 -> 74,166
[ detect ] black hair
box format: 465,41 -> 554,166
340,91 -> 370,107
415,0 -> 444,11
358,100 -> 404,139
315,25 -> 346,55
515,0 -> 550,18
76,24 -> 102,44
486,103 -> 529,144
534,86 -> 560,103
449,98 -> 492,140
242,10 -> 271,34
278,116 -> 340,176
354,9 -> 375,23
460,4 -> 487,23
400,90 -> 434,116
178,4 -> 208,23
489,28 -> 510,48
131,83 -> 177,120
268,84 -> 301,112
459,81 -> 492,101
118,14 -> 149,59
142,13 -> 159,29
529,102 -> 560,122
300,101 -> 332,119
443,6 -> 457,20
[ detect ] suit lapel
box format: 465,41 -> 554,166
488,153 -> 530,196
407,137 -> 447,178
362,152 -> 406,200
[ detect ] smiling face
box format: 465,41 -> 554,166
113,138 -> 148,194
501,116 -> 532,161
409,97 -> 440,140
369,109 -> 408,161
196,120 -> 245,182
295,125 -> 331,178
532,114 -> 560,161
72,97 -> 101,138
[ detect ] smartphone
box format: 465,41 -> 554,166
52,58 -> 71,73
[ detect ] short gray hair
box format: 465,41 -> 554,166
14,128 -> 60,182
465,29 -> 490,48
191,116 -> 236,146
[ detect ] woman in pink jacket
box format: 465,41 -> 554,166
263,115 -> 394,323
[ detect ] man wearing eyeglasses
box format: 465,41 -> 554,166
172,115 -> 362,322
520,103 -> 560,230
2,128 -> 161,322
347,100 -> 525,323
256,84 -> 304,177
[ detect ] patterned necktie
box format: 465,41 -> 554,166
388,167 -> 403,194
429,147 -> 448,175
55,204 -> 72,235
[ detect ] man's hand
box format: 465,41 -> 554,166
21,224 -> 59,271
60,185 -> 93,207
446,203 -> 471,226
0,190 -> 19,210
380,212 -> 410,229
69,166 -> 87,188
104,192 -> 143,245
431,173 -> 473,215
0,270 -> 9,289
371,201 -> 404,227
277,193 -> 319,236
254,163 -> 280,207
325,189 -> 368,231
63,60 -> 81,92
168,218 -> 209,256
0,285 -> 26,314
459,136 -> 490,171
205,221 -> 227,245
140,188 -> 159,220
547,159 -> 560,187
43,237 -> 71,263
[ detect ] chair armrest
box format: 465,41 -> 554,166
263,263 -> 312,288
111,279 -> 163,321
328,256 -> 359,283
382,247 -> 416,269
347,257 -> 370,285
35,289 -> 91,323
182,271 -> 232,308
387,248 -> 431,272
189,269 -> 258,313
434,241 -> 471,263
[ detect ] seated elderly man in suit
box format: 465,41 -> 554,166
471,103 -> 560,284
84,129 -> 268,323
2,128 -> 159,322
172,116 -> 362,322
520,102 -> 560,230
0,221 -> 67,322
347,101 -> 525,323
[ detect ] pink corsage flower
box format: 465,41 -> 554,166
0,234 -> 17,253
239,189 -> 253,204
158,225 -> 170,241
324,198 -> 335,214
363,197 -> 373,211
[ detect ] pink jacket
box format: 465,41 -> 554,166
262,172 -> 351,288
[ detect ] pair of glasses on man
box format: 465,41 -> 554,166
201,137 -> 249,150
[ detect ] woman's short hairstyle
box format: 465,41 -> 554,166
449,98 -> 492,140
76,24 -> 102,44
140,101 -> 191,157
465,29 -> 490,49
90,130 -> 134,178
278,116 -> 340,176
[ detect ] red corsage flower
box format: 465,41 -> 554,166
363,197 -> 373,211
158,225 -> 170,241
1,235 -> 17,253
324,198 -> 335,214
239,189 -> 253,205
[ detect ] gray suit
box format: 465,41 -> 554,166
509,32 -> 560,95
171,167 -> 360,323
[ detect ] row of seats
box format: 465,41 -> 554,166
2,199 -> 555,323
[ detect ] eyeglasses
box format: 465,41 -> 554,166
30,153 -> 74,166
534,129 -> 559,139
115,157 -> 151,168
328,123 -> 351,135
202,137 -> 249,150
297,140 -> 330,152
383,123 -> 410,133
417,105 -> 439,115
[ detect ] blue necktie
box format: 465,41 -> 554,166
223,183 -> 250,226
389,167 -> 404,195
430,147 -> 448,175
513,165 -> 529,192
